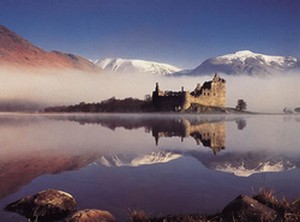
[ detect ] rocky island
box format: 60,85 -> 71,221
44,74 -> 244,114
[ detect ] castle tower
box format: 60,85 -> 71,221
210,73 -> 226,107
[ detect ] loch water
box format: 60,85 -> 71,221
0,113 -> 300,221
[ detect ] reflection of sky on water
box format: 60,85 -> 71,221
227,115 -> 300,152
0,114 -> 300,221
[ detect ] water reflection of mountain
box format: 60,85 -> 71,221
1,114 -> 300,201
0,151 -> 98,199
50,114 -> 300,177
0,114 -> 230,199
2,149 -> 298,201
187,151 -> 298,177
98,151 -> 182,167
98,150 -> 300,177
49,114 -> 298,177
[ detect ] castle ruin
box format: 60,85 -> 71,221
152,74 -> 226,111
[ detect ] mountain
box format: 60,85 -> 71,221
94,58 -> 182,75
188,50 -> 300,76
0,25 -> 101,72
3,25 -> 299,76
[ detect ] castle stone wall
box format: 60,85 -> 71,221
152,74 -> 226,111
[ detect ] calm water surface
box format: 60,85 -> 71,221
0,113 -> 300,221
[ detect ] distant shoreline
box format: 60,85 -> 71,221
0,110 -> 295,116
41,97 -> 260,115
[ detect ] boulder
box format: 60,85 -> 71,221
253,191 -> 285,216
222,195 -> 281,222
66,209 -> 116,222
5,189 -> 77,221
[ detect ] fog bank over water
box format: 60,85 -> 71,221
0,66 -> 299,113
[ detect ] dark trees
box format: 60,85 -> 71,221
44,97 -> 155,113
236,99 -> 247,111
294,107 -> 300,113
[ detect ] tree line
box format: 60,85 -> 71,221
44,97 -> 155,113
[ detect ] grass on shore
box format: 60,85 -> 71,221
128,190 -> 300,222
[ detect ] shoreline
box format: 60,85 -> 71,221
0,110 -> 295,115
130,190 -> 300,222
5,189 -> 300,222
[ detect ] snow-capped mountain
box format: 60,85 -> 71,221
2,25 -> 299,77
189,50 -> 300,76
94,58 -> 182,75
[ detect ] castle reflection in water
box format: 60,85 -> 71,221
49,115 -> 235,155
152,119 -> 226,155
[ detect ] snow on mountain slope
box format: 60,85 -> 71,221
95,58 -> 182,75
189,50 -> 300,76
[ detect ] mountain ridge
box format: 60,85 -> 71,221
94,57 -> 182,75
188,50 -> 300,76
1,25 -> 299,76
0,25 -> 101,72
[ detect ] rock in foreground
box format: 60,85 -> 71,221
130,190 -> 300,222
5,189 -> 77,221
222,195 -> 281,222
67,209 -> 116,222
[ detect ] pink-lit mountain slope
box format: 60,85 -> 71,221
0,25 -> 101,72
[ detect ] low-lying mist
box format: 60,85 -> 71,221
0,66 -> 299,113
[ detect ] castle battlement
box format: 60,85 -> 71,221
152,74 -> 226,111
